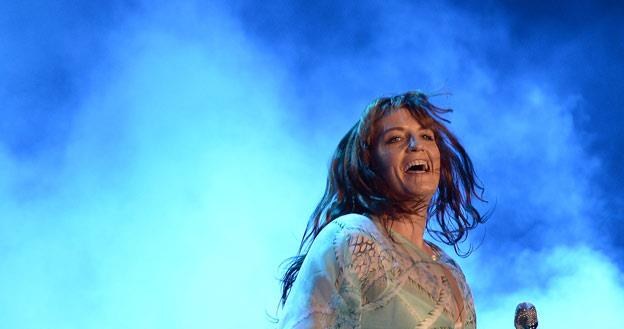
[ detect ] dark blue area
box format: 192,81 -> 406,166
494,0 -> 624,260
0,0 -> 139,161
464,0 -> 624,285
235,1 -> 386,119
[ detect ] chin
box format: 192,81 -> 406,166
404,189 -> 436,200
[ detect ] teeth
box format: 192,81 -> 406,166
405,159 -> 429,172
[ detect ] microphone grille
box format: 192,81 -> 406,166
514,302 -> 538,329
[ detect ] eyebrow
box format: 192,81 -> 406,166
380,126 -> 433,135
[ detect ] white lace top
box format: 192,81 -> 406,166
279,214 -> 476,329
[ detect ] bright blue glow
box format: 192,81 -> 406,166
1,1 -> 623,328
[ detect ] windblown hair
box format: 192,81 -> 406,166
279,91 -> 487,306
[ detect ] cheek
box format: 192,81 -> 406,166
373,150 -> 394,178
376,156 -> 391,176
373,147 -> 387,167
431,146 -> 441,167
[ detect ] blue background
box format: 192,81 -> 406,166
1,0 -> 623,328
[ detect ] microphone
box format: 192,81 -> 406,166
514,302 -> 538,329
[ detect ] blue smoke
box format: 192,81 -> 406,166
1,1 -> 622,328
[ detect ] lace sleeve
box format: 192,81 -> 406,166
279,223 -> 363,329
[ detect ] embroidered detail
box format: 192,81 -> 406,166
283,215 -> 476,329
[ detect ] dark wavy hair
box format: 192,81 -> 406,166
279,91 -> 487,306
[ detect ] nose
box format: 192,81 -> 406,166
407,135 -> 420,151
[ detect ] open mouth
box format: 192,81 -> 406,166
404,159 -> 430,174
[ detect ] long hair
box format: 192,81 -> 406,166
279,91 -> 487,306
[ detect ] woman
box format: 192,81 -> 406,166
279,91 -> 487,329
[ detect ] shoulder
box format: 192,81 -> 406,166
316,214 -> 388,251
314,214 -> 398,280
330,213 -> 381,235
307,214 -> 390,268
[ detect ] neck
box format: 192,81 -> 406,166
390,211 -> 427,249
382,197 -> 431,247
382,196 -> 432,250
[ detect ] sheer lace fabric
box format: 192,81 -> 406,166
280,214 -> 476,329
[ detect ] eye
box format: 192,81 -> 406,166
422,133 -> 435,141
386,136 -> 403,144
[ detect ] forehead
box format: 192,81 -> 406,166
375,108 -> 426,132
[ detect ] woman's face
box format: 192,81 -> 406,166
372,108 -> 441,202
